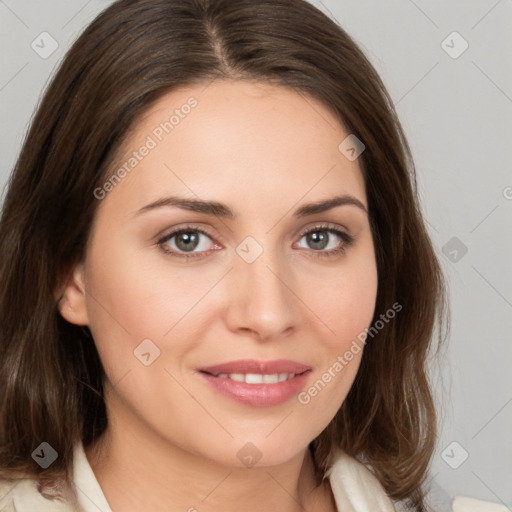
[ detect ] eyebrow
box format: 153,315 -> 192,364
135,194 -> 368,218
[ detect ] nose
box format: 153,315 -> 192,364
224,246 -> 301,342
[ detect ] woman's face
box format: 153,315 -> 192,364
61,79 -> 378,467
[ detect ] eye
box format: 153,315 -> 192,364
157,225 -> 220,260
156,223 -> 354,260
295,224 -> 354,258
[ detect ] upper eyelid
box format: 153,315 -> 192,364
158,222 -> 349,239
157,225 -> 218,245
296,222 -> 349,237
157,222 -> 350,249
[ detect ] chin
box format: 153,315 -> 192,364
201,432 -> 314,470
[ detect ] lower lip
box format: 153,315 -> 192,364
199,371 -> 311,407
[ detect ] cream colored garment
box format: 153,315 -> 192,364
325,447 -> 396,511
0,442 -> 111,512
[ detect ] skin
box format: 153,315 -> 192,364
58,79 -> 378,512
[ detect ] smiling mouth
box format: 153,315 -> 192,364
197,359 -> 312,406
198,369 -> 311,407
200,371 -> 308,384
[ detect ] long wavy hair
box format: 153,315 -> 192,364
0,0 -> 448,510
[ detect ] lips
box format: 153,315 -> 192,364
198,359 -> 312,407
199,359 -> 311,376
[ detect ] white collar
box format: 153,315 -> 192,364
326,447 -> 395,511
72,441 -> 113,512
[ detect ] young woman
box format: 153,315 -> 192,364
0,1 -> 448,511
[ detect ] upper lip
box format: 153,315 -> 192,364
199,359 -> 312,375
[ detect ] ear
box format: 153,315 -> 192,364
55,263 -> 89,326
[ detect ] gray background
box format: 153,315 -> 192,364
1,0 -> 511,509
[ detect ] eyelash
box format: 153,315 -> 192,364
156,223 -> 354,261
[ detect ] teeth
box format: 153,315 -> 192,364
214,372 -> 296,384
229,373 -> 245,382
245,373 -> 263,384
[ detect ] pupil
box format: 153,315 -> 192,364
177,232 -> 198,251
309,231 -> 327,250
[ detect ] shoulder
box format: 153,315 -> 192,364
326,448 -> 397,512
0,477 -> 77,512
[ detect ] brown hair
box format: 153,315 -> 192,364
0,0 -> 448,510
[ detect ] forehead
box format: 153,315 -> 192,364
101,79 -> 367,216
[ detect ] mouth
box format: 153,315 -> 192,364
197,359 -> 312,407
200,370 -> 308,384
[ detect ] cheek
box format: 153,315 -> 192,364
82,237 -> 225,383
309,253 -> 378,351
295,267 -> 377,432
297,247 -> 377,412
84,238 -> 194,335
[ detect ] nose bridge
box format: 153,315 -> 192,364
227,235 -> 298,339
